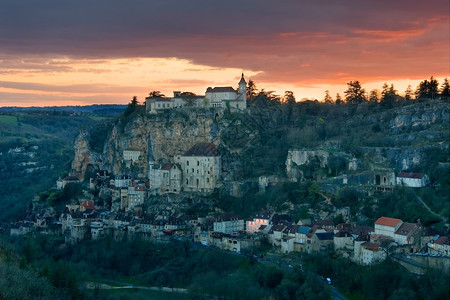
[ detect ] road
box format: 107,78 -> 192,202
84,279 -> 188,294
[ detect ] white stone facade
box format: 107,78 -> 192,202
146,74 -> 247,113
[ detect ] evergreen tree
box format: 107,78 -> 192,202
416,76 -> 439,100
369,90 -> 380,103
247,80 -> 257,100
335,93 -> 342,105
344,81 -> 366,104
380,83 -> 398,107
440,78 -> 450,100
323,90 -> 333,103
404,85 -> 414,100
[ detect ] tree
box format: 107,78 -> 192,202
148,91 -> 165,98
252,90 -> 281,106
380,83 -> 398,107
335,93 -> 342,105
344,81 -> 366,104
404,85 -> 414,100
247,80 -> 257,100
416,76 -> 439,100
440,78 -> 450,100
368,89 -> 380,103
124,96 -> 139,117
323,90 -> 333,103
283,91 -> 296,105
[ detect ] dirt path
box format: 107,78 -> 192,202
415,195 -> 448,224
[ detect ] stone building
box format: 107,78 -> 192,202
148,160 -> 182,194
175,143 -> 221,193
145,74 -> 247,113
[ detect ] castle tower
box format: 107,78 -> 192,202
238,73 -> 247,102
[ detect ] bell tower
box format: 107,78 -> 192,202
238,73 -> 247,102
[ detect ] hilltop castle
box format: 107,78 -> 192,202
145,74 -> 247,114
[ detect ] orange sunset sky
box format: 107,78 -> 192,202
0,0 -> 448,107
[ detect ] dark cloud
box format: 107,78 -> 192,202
0,0 -> 448,86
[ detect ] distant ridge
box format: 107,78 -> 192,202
0,104 -> 127,115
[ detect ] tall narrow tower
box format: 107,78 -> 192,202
238,73 -> 247,102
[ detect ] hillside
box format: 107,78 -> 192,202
0,113 -> 111,221
70,99 -> 449,226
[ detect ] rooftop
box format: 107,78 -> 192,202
397,172 -> 425,179
183,142 -> 219,157
375,217 -> 403,227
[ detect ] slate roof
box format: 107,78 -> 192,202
206,87 -> 236,93
297,226 -> 310,235
184,143 -> 219,156
161,163 -> 174,170
394,222 -> 418,236
315,232 -> 334,240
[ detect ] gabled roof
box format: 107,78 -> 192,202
183,143 -> 219,156
397,172 -> 425,179
375,217 -> 403,227
394,222 -> 418,236
161,163 -> 174,170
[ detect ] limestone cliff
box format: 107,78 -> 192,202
71,101 -> 449,183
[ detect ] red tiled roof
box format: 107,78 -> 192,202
397,172 -> 425,179
375,217 -> 402,227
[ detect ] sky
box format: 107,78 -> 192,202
0,0 -> 448,107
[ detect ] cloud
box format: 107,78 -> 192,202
0,0 -> 448,104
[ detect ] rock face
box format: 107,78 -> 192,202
71,130 -> 102,180
71,101 -> 449,184
72,110 -> 226,180
387,102 -> 449,132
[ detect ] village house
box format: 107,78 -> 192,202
246,210 -> 272,233
123,148 -> 142,167
359,242 -> 387,265
374,216 -> 403,239
148,160 -> 182,194
213,213 -> 244,234
396,172 -> 429,187
428,235 -> 450,256
311,232 -> 334,253
114,174 -> 131,188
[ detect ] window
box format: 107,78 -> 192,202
187,161 -> 189,166
207,178 -> 210,183
197,161 -> 200,166
186,179 -> 188,185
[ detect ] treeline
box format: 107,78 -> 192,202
4,234 -> 331,300
244,76 -> 449,107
